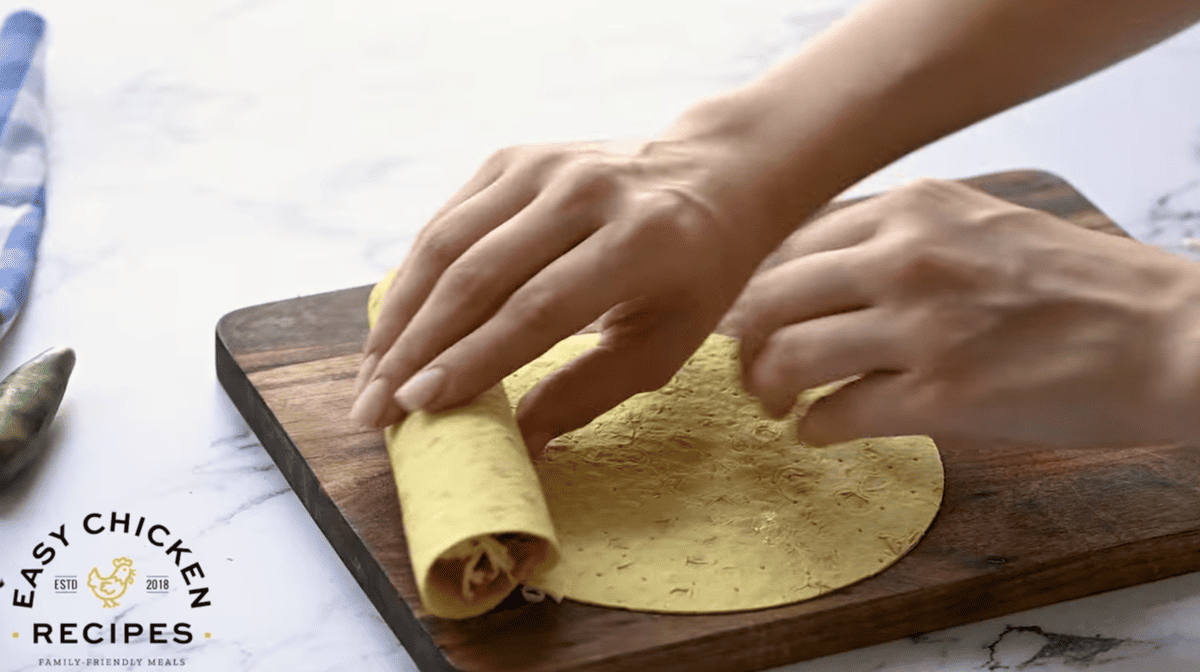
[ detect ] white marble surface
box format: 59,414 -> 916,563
0,1 -> 1198,670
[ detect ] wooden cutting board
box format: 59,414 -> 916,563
215,170 -> 1200,672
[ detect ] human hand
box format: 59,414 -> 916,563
350,113 -> 819,453
347,0 -> 1200,455
726,178 -> 1200,448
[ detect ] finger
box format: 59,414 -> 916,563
381,151 -> 511,302
771,191 -> 884,261
355,171 -> 628,429
745,307 -> 906,417
725,246 -> 873,383
353,150 -> 531,393
425,148 -> 512,226
515,314 -> 704,457
353,174 -> 538,399
360,183 -> 616,426
390,199 -> 705,428
773,178 -> 981,262
798,370 -> 927,446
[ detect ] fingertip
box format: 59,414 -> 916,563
754,393 -> 793,420
523,431 -> 553,460
514,361 -> 614,460
795,372 -> 901,446
743,349 -> 797,419
515,385 -> 564,459
796,412 -> 837,448
797,380 -> 857,445
349,377 -> 392,429
352,351 -> 381,398
734,332 -> 765,391
376,403 -> 405,429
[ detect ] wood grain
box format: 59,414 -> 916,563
215,170 -> 1200,672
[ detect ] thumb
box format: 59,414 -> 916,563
798,371 -> 915,446
515,330 -> 700,457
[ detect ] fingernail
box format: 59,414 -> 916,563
353,352 -> 380,397
349,377 -> 391,428
395,368 -> 445,413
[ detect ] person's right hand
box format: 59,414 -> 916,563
350,113 -> 821,455
724,178 -> 1200,449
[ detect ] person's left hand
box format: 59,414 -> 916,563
724,178 -> 1200,448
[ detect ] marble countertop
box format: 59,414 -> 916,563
1,1 -> 1199,670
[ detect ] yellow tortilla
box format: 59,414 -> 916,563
370,273 -> 559,619
506,335 -> 942,611
368,270 -> 943,616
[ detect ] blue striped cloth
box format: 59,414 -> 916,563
0,10 -> 46,340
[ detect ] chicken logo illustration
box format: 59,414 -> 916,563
87,557 -> 137,608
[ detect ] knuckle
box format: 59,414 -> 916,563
413,228 -> 461,270
905,177 -> 963,201
883,178 -> 979,229
564,157 -> 622,198
909,303 -> 991,368
766,331 -> 814,381
483,143 -> 571,177
908,176 -> 956,194
974,204 -> 1040,235
483,145 -> 520,170
637,188 -> 695,219
875,240 -> 977,296
438,255 -> 491,300
623,196 -> 702,254
893,246 -> 950,282
510,288 -> 563,338
886,177 -> 949,209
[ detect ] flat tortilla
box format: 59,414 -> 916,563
368,270 -> 943,616
506,334 -> 943,612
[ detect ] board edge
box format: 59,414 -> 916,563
213,325 -> 462,672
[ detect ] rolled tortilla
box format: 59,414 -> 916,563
369,271 -> 559,618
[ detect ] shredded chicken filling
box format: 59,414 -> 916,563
439,536 -> 517,601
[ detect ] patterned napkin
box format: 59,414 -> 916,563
0,10 -> 46,340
